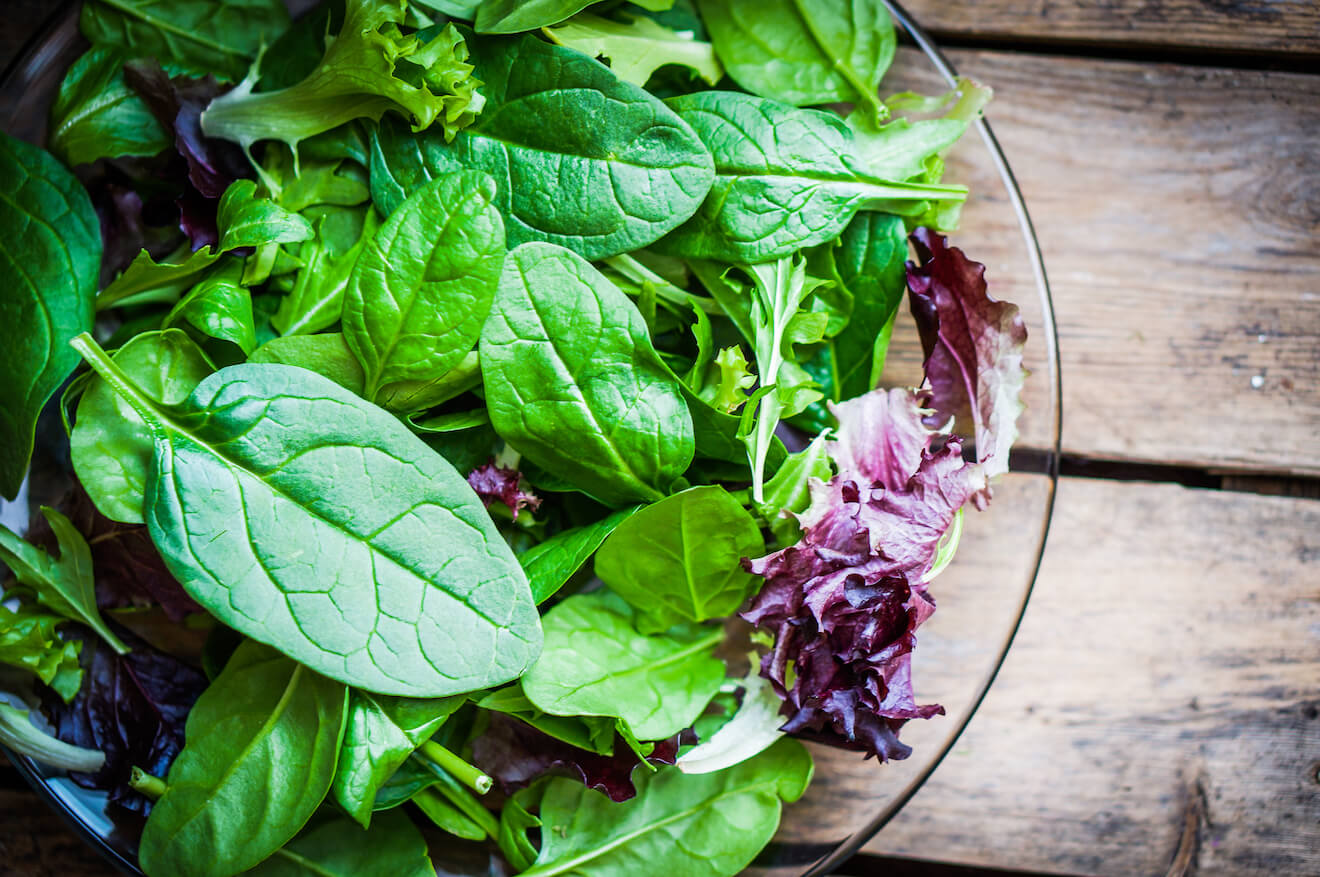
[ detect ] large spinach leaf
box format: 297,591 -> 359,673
700,0 -> 894,122
331,692 -> 463,827
71,329 -> 214,524
72,337 -> 543,697
246,810 -> 434,877
595,486 -> 763,633
138,641 -> 348,877
79,0 -> 290,83
0,133 -> 100,500
520,738 -> 813,877
521,590 -> 723,741
518,506 -> 640,604
658,91 -> 964,262
49,47 -> 170,166
370,33 -> 714,260
343,172 -> 504,401
480,243 -> 694,507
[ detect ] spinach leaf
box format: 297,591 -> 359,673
49,47 -> 170,166
370,33 -> 714,260
248,333 -> 366,396
497,791 -> 541,872
756,432 -> 832,546
521,590 -> 723,741
271,209 -> 380,337
521,738 -> 813,877
700,0 -> 894,123
0,604 -> 83,702
245,810 -> 434,877
518,505 -> 640,604
477,684 -> 617,754
0,133 -> 100,500
0,703 -> 105,773
0,507 -> 127,655
163,261 -> 258,355
70,329 -> 214,524
544,13 -> 723,87
138,640 -> 349,877
595,486 -> 763,633
79,0 -> 290,83
474,0 -> 599,33
480,243 -> 694,507
343,172 -> 504,401
658,91 -> 964,262
332,691 -> 463,827
72,336 -> 543,697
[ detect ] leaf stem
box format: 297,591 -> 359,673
417,740 -> 493,795
603,255 -> 723,315
68,333 -> 168,440
129,766 -> 166,800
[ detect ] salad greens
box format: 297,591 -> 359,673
0,1 -> 1029,876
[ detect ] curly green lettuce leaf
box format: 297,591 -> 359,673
544,12 -> 722,87
0,605 -> 83,702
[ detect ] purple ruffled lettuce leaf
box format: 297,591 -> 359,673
906,227 -> 1028,502
467,461 -> 542,521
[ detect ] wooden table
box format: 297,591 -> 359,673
2,2 -> 1318,876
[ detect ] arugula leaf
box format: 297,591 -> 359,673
200,3 -> 483,154
49,47 -> 170,166
343,171 -> 504,401
370,32 -> 714,260
245,810 -> 434,877
79,0 -> 290,82
138,640 -> 349,877
0,508 -> 127,655
701,0 -> 894,124
0,605 -> 83,702
544,12 -> 723,87
659,91 -> 965,262
518,506 -> 641,604
481,243 -> 694,507
522,590 -> 724,741
163,260 -> 258,355
71,330 -> 214,525
72,336 -> 543,697
0,133 -> 100,500
521,738 -> 813,877
595,486 -> 763,633
332,691 -> 463,827
0,703 -> 104,773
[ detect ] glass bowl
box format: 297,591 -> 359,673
0,2 -> 1061,875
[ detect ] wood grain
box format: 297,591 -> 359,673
882,49 -> 1320,476
900,0 -> 1320,58
863,477 -> 1320,875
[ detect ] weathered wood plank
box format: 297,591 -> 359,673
863,477 -> 1320,875
900,0 -> 1320,58
882,50 -> 1320,476
0,787 -> 116,877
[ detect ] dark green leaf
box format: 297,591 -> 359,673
480,243 -> 694,507
245,810 -> 434,877
370,33 -> 714,260
756,432 -> 831,545
518,506 -> 640,604
138,641 -> 348,877
475,0 -> 599,33
48,47 -> 170,166
164,261 -> 258,355
73,337 -> 543,697
497,792 -> 541,872
0,133 -> 100,499
595,486 -> 762,632
477,684 -> 616,754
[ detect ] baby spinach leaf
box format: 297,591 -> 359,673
342,171 -> 504,401
72,336 -> 543,697
331,691 -> 463,828
370,33 -> 714,260
0,508 -> 128,655
0,133 -> 100,500
79,0 -> 290,83
71,329 -> 214,524
497,792 -> 541,873
475,0 -> 600,33
49,47 -> 170,166
544,13 -> 723,87
248,333 -> 366,396
246,810 -> 434,877
658,91 -> 964,262
138,640 -> 349,877
522,590 -> 724,741
522,738 -> 813,877
0,604 -> 83,702
163,261 -> 258,355
518,506 -> 640,604
481,243 -> 694,507
271,209 -> 380,337
595,486 -> 763,633
701,0 -> 894,123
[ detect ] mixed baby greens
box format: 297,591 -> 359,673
0,0 -> 1028,874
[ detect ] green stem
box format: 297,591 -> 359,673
129,766 -> 166,800
68,334 -> 168,440
417,741 -> 493,795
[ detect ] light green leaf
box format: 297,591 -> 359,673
0,703 -> 104,772
545,13 -> 722,87
757,432 -> 832,545
245,811 -> 434,877
518,506 -> 640,604
248,333 -> 366,396
0,605 -> 84,702
164,261 -> 258,355
475,0 -> 598,33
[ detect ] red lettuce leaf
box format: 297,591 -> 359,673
906,227 -> 1027,501
467,462 -> 541,521
470,713 -> 690,802
42,625 -> 207,815
826,387 -> 939,492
